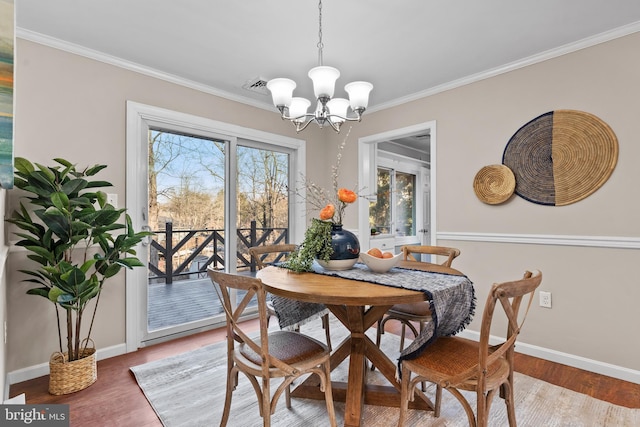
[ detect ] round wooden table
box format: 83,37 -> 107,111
256,263 -> 456,427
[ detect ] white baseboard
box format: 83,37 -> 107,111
6,343 -> 127,386
7,335 -> 640,388
457,330 -> 640,385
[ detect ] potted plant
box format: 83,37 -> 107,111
284,130 -> 360,272
283,218 -> 333,272
7,157 -> 150,395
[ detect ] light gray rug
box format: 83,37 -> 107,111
131,317 -> 639,426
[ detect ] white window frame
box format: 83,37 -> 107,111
375,153 -> 422,244
125,101 -> 306,351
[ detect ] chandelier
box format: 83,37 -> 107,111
266,0 -> 373,133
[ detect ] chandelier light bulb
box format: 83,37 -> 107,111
289,97 -> 311,123
326,98 -> 350,124
345,81 -> 374,112
308,66 -> 340,99
266,78 -> 296,108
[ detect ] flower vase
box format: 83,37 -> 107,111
317,224 -> 360,271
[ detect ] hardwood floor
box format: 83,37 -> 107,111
9,319 -> 640,426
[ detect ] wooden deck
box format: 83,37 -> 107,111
147,271 -> 257,331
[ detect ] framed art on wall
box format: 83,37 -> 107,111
0,0 -> 14,189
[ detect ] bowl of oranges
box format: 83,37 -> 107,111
359,248 -> 402,273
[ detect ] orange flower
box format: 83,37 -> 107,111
319,204 -> 335,220
337,188 -> 357,204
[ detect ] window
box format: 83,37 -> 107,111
369,165 -> 416,237
395,171 -> 416,236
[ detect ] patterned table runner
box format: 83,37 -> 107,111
273,262 -> 475,363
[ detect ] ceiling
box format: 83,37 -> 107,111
15,1 -> 640,114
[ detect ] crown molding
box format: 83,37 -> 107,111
368,21 -> 640,113
15,28 -> 274,112
17,21 -> 640,114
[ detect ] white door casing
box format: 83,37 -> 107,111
357,121 -> 436,253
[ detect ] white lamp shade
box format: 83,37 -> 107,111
326,98 -> 350,123
308,66 -> 340,98
345,81 -> 373,110
266,78 -> 296,107
288,97 -> 311,123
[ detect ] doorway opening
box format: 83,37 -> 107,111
358,122 -> 435,256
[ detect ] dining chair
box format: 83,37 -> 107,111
208,269 -> 337,427
396,270 -> 542,427
249,244 -> 332,350
374,245 -> 461,353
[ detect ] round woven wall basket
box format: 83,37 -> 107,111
502,110 -> 618,206
49,340 -> 97,395
473,164 -> 516,204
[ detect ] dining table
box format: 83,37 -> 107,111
256,260 -> 474,427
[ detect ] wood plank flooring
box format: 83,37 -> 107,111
9,320 -> 640,426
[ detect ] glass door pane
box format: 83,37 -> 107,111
369,167 -> 392,234
147,129 -> 226,332
395,171 -> 416,237
235,144 -> 290,275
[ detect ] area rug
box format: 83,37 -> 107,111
131,317 -> 639,426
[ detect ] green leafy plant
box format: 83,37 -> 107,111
283,218 -> 333,273
7,157 -> 151,361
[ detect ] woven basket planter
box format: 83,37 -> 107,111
48,340 -> 97,395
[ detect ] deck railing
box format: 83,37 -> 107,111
149,220 -> 289,284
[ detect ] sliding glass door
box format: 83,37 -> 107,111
126,102 -> 303,348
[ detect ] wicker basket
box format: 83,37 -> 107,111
473,164 -> 516,205
49,339 -> 97,395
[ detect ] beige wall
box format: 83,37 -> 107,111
6,39 -> 331,373
4,31 -> 640,380
330,33 -> 640,373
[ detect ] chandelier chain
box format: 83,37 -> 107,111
317,0 -> 324,66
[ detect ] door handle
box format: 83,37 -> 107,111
141,225 -> 152,246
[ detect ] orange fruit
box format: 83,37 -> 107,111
382,252 -> 394,258
367,248 -> 383,258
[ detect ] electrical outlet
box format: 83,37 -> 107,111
539,291 -> 552,308
107,193 -> 118,208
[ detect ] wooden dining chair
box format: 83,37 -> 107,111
208,269 -> 337,427
249,244 -> 332,350
374,245 -> 461,353
397,270 -> 542,427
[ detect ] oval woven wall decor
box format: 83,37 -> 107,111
502,110 -> 618,206
473,164 -> 516,204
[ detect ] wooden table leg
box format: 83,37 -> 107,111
343,306 -> 367,427
290,304 -> 433,426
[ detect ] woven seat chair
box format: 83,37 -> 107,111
397,270 -> 542,427
374,245 -> 461,353
249,244 -> 332,350
208,269 -> 337,427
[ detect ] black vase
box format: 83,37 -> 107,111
317,224 -> 360,270
329,224 -> 360,260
